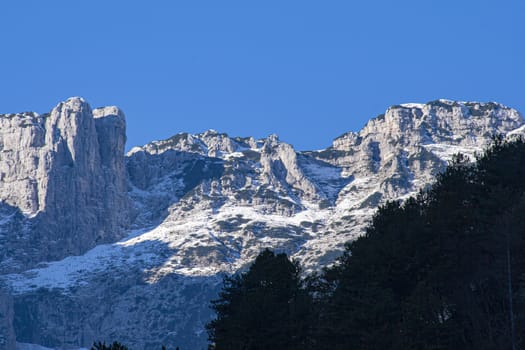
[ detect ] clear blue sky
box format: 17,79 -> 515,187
1,1 -> 524,151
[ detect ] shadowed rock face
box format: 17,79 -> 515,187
0,287 -> 15,350
0,99 -> 524,350
0,98 -> 130,272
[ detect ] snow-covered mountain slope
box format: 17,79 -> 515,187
0,99 -> 523,350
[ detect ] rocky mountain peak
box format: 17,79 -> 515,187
0,98 -> 130,272
129,129 -> 238,157
1,98 -> 524,350
93,105 -> 125,120
378,100 -> 523,146
329,100 -> 523,166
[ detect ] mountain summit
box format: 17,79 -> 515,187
0,98 -> 523,350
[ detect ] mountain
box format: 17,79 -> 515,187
0,98 -> 523,349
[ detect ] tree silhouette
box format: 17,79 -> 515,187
207,249 -> 311,350
91,341 -> 129,350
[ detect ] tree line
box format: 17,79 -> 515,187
207,137 -> 525,350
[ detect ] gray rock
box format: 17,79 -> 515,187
0,98 -> 130,272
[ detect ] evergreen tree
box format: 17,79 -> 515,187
207,249 -> 312,350
91,341 -> 129,350
319,138 -> 525,349
205,138 -> 525,350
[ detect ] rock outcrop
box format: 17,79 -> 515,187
0,98 -> 130,272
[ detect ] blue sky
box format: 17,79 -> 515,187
1,1 -> 524,151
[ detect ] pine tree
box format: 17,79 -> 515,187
207,249 -> 311,350
91,341 -> 129,350
319,138 -> 525,349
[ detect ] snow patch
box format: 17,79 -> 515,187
400,103 -> 425,108
423,143 -> 481,162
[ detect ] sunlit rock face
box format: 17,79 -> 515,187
0,97 -> 130,272
0,99 -> 523,350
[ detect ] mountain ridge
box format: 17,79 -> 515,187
0,98 -> 523,350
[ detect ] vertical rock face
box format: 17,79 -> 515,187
0,110 -> 46,214
0,98 -> 130,271
0,287 -> 15,350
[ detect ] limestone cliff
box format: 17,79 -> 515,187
0,98 -> 130,272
